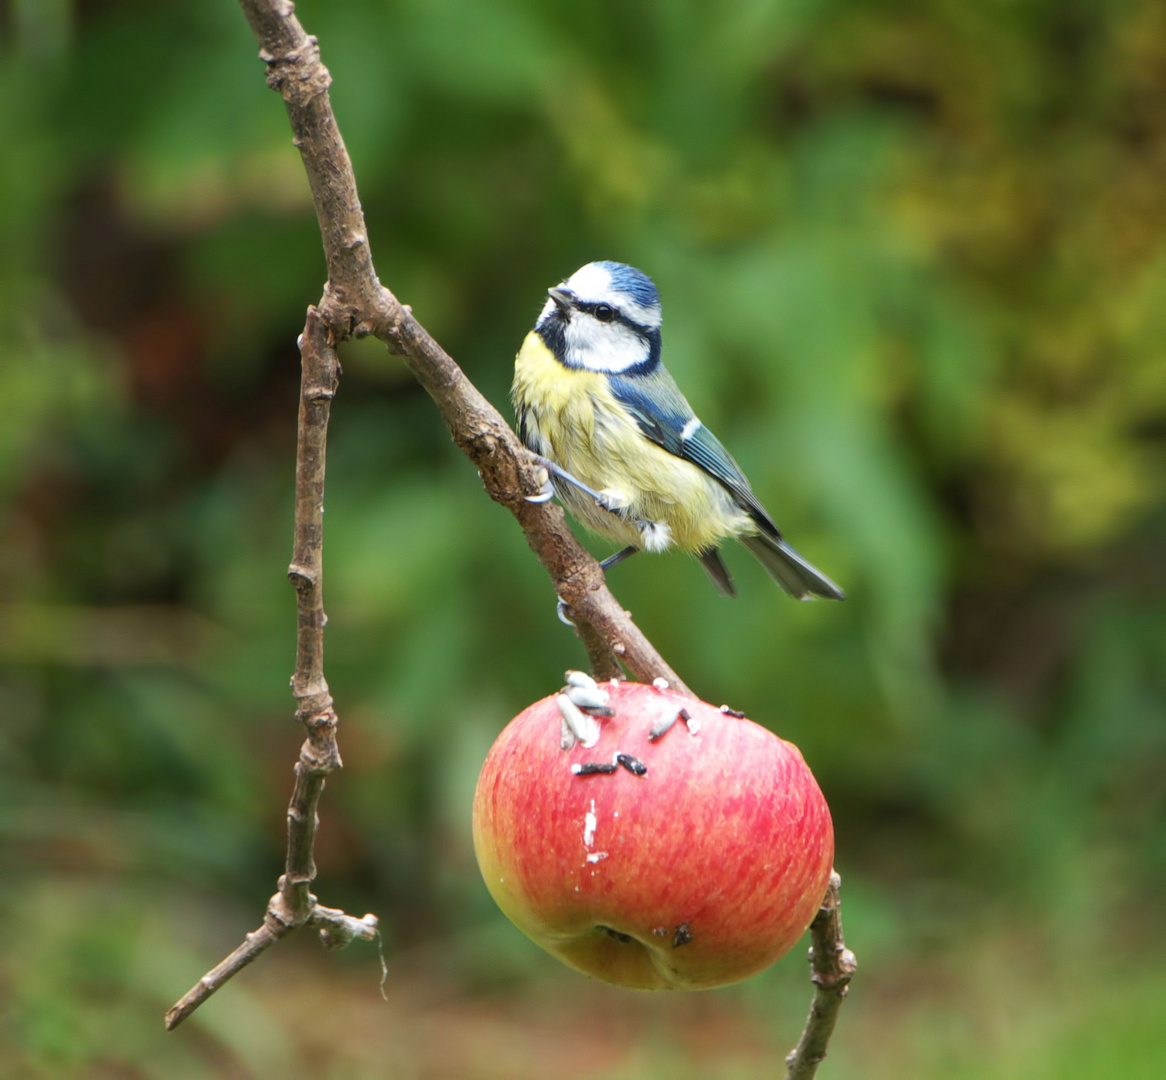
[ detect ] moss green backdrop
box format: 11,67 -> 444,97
1,1 -> 1163,1076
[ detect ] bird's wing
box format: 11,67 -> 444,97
608,372 -> 781,540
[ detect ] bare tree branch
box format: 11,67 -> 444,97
168,3 -> 859,1060
236,0 -> 687,693
784,873 -> 857,1079
167,0 -> 692,1034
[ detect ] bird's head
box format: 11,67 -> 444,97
536,261 -> 662,375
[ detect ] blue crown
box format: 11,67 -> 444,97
596,261 -> 660,311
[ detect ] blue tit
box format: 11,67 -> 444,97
511,260 -> 845,601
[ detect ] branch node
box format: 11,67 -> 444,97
784,872 -> 856,1080
288,562 -> 318,586
310,905 -> 380,950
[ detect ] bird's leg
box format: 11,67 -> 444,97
526,455 -> 626,516
531,459 -> 642,628
557,548 -> 639,627
599,546 -> 639,572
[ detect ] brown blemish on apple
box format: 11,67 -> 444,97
673,922 -> 693,948
599,925 -> 635,944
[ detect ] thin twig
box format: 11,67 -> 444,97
784,872 -> 857,1079
165,310 -> 375,1031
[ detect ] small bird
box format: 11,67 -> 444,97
512,260 -> 844,601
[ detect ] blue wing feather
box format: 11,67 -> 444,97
608,372 -> 781,539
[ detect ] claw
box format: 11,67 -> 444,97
524,466 -> 555,503
556,598 -> 575,627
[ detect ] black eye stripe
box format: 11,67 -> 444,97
576,300 -> 652,334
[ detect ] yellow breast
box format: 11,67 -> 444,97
513,331 -> 603,420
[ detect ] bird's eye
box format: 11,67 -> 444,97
593,304 -> 615,323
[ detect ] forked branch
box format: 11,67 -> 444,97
165,0 -> 688,1034
165,309 -> 377,1031
166,5 -> 856,1069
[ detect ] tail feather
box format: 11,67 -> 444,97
698,548 -> 737,598
741,535 -> 845,601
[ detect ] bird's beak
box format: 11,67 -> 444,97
547,286 -> 574,311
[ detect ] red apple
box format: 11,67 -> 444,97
472,680 -> 834,990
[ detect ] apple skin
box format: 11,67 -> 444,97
472,681 -> 834,990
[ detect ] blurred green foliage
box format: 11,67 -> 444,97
1,0 -> 1164,1076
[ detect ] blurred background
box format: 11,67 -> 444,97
2,0 -> 1164,1076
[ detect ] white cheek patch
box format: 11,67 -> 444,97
564,318 -> 649,373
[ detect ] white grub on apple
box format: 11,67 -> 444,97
648,706 -> 683,740
652,677 -> 670,691
563,672 -> 615,716
672,922 -> 694,948
719,704 -> 747,718
615,752 -> 648,776
565,670 -> 598,691
585,851 -> 608,864
583,800 -> 598,847
571,761 -> 618,776
557,694 -> 601,748
559,715 -> 576,751
566,687 -> 614,716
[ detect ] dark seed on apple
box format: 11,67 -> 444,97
572,761 -> 618,776
615,753 -> 647,776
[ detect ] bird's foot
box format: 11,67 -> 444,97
529,456 -> 626,517
523,464 -> 555,503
